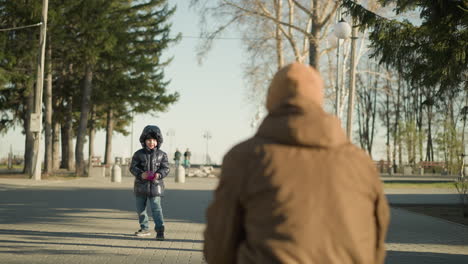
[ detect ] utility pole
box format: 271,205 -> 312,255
30,0 -> 49,180
346,19 -> 358,141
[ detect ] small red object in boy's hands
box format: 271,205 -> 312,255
146,171 -> 155,181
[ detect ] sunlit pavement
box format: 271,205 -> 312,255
0,175 -> 467,264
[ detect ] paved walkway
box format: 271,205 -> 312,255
0,175 -> 467,264
0,175 -> 215,264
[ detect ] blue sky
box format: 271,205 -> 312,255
0,0 -> 256,165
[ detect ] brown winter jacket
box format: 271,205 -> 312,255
203,63 -> 390,264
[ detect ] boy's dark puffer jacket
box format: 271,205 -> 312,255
130,125 -> 170,197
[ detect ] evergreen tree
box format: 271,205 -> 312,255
0,0 -> 42,174
342,0 -> 467,96
1,0 -> 180,176
93,0 -> 180,165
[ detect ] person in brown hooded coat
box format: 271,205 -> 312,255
203,63 -> 390,264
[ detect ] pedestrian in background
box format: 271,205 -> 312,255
130,125 -> 170,240
174,148 -> 181,166
183,148 -> 191,169
204,63 -> 390,264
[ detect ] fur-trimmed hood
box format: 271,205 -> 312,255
139,125 -> 163,149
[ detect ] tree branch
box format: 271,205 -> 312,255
223,1 -> 311,36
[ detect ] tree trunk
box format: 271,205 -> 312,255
274,0 -> 284,69
23,84 -> 35,175
396,73 -> 402,166
104,108 -> 114,165
385,77 -> 393,174
44,38 -> 53,174
52,120 -> 60,170
462,90 -> 468,155
60,124 -> 68,169
392,115 -> 397,171
357,87 -> 364,150
88,122 -> 95,174
308,26 -> 319,69
370,70 -> 377,156
66,119 -> 74,170
75,65 -> 93,177
417,88 -> 423,162
89,128 -> 95,162
52,66 -> 62,170
60,95 -> 75,170
88,105 -> 96,173
426,101 -> 434,161
60,123 -> 75,170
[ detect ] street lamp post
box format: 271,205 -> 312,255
333,14 -> 350,116
166,129 -> 175,161
333,18 -> 354,139
346,20 -> 358,141
333,18 -> 351,117
202,131 -> 212,165
335,34 -> 341,117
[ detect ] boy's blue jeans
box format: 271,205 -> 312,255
135,195 -> 164,231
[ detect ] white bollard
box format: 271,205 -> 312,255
175,165 -> 185,183
111,164 -> 122,183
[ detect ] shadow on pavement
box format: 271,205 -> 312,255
0,184 -> 213,225
163,189 -> 213,224
0,187 -> 135,225
385,208 -> 468,246
0,229 -> 204,245
385,250 -> 468,264
0,229 -> 147,241
386,193 -> 460,205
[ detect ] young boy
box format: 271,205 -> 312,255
130,125 -> 170,240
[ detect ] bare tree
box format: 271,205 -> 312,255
190,0 -> 338,113
356,61 -> 378,156
191,0 -> 338,65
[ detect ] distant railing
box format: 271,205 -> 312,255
418,161 -> 446,169
91,156 -> 102,166
374,160 -> 448,174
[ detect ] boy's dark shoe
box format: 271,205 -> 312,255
156,227 -> 165,241
135,229 -> 151,237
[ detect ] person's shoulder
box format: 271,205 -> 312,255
133,148 -> 145,155
332,143 -> 371,161
333,143 -> 378,175
223,138 -> 259,161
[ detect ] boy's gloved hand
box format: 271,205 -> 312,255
146,171 -> 155,181
142,171 -> 160,181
